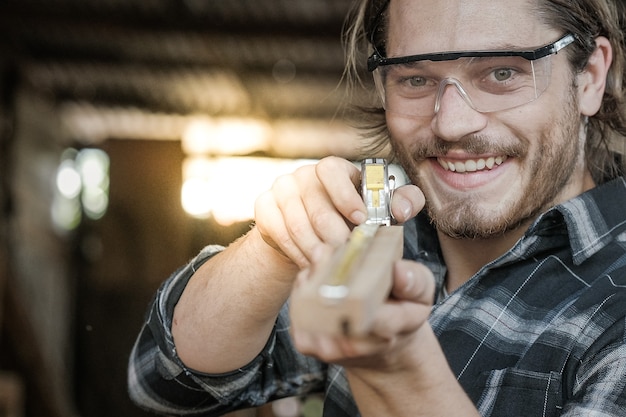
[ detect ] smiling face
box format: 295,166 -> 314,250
385,0 -> 590,239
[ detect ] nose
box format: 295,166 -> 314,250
431,79 -> 488,142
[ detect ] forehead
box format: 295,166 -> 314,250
386,0 -> 557,56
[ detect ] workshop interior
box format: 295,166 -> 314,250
0,1 -> 380,416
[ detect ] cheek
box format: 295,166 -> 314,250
387,114 -> 431,149
387,115 -> 411,145
498,106 -> 548,153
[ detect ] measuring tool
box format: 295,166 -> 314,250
290,158 -> 404,335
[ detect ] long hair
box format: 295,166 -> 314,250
343,0 -> 626,182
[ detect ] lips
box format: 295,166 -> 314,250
436,155 -> 508,173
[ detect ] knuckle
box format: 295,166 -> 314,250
293,163 -> 316,179
316,155 -> 341,170
254,190 -> 272,212
284,222 -> 306,245
271,173 -> 295,193
307,209 -> 334,231
310,211 -> 350,245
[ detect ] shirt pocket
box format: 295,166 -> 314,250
474,368 -> 563,417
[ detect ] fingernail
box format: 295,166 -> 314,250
395,261 -> 415,294
351,210 -> 367,225
395,197 -> 412,221
403,266 -> 415,293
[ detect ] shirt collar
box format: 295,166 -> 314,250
407,176 -> 626,279
549,176 -> 626,265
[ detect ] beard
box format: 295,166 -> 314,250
393,87 -> 583,240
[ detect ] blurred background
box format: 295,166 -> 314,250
0,0 -> 380,416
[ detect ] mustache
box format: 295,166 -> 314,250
409,135 -> 525,160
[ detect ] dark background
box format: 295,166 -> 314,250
0,1 -> 374,416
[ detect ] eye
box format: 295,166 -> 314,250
493,68 -> 514,82
407,76 -> 428,87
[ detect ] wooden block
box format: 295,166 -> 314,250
290,225 -> 403,336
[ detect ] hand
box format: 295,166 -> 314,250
290,259 -> 436,371
254,156 -> 363,269
291,258 -> 479,417
254,156 -> 425,269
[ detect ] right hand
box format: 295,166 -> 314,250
254,156 -> 363,269
254,156 -> 425,269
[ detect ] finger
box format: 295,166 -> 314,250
315,157 -> 368,225
390,184 -> 425,224
270,173 -> 328,264
367,261 -> 436,338
254,189 -> 310,268
391,260 -> 436,304
294,164 -> 354,247
291,327 -> 335,359
292,327 -> 389,362
370,299 -> 432,340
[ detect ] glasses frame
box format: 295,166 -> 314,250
367,33 -> 576,72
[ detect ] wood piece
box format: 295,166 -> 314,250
290,225 -> 404,336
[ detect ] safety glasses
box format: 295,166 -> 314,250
368,33 -> 576,117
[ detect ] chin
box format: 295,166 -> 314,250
427,199 -> 530,240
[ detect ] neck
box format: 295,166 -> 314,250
438,222 -> 530,293
439,166 -> 597,292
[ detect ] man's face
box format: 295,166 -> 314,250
384,0 -> 588,239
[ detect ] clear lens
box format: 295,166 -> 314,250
374,54 -> 553,117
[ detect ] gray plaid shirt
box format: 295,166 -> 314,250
128,177 -> 626,416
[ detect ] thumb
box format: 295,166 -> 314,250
390,184 -> 425,223
391,260 -> 436,305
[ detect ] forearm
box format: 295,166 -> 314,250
172,226 -> 299,373
347,326 -> 479,417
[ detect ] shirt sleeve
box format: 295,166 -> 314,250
562,317 -> 626,416
127,245 -> 327,416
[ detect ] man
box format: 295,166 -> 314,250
128,0 -> 626,415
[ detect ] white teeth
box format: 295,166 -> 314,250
438,155 -> 508,173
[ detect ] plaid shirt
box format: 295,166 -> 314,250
128,177 -> 626,416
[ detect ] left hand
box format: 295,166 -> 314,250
290,259 -> 436,371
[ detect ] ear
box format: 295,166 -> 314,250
578,36 -> 613,116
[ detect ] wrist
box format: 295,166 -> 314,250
247,226 -> 300,279
345,326 -> 478,416
348,324 -> 444,381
